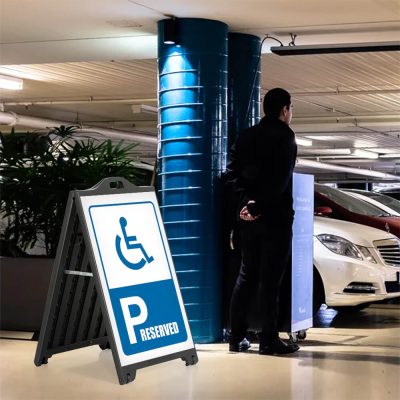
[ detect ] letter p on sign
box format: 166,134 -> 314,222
120,296 -> 148,344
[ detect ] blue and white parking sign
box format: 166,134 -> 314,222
80,191 -> 194,366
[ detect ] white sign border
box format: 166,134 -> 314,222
80,191 -> 195,367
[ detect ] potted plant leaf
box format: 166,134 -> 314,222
0,126 -> 146,332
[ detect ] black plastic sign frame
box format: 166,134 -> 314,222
34,177 -> 198,384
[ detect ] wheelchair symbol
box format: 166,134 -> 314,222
115,217 -> 154,270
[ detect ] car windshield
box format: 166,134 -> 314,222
344,189 -> 400,215
367,193 -> 400,214
315,185 -> 390,217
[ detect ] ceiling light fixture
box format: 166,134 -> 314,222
163,17 -> 179,45
352,149 -> 379,159
313,156 -> 357,159
379,153 -> 400,159
0,74 -> 23,90
295,137 -> 312,146
271,41 -> 400,56
131,104 -> 158,114
300,148 -> 352,155
304,135 -> 341,141
140,104 -> 158,114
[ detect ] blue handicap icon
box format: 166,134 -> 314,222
115,217 -> 154,270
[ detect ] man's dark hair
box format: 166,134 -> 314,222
263,88 -> 291,119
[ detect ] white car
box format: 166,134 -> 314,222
313,216 -> 400,312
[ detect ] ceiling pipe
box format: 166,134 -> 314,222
292,115 -> 400,129
296,158 -> 400,181
1,97 -> 158,106
261,89 -> 400,97
0,110 -> 157,145
293,114 -> 400,122
1,111 -> 397,179
4,89 -> 400,107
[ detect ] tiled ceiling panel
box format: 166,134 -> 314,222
0,60 -> 158,100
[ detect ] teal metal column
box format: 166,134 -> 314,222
221,33 -> 261,331
228,33 -> 261,146
157,18 -> 228,343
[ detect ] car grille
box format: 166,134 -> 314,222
385,281 -> 400,293
374,238 -> 400,267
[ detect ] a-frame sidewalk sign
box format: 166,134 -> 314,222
34,177 -> 198,385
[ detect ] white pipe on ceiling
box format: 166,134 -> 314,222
296,158 -> 400,180
292,115 -> 400,130
1,111 -> 398,180
1,98 -> 157,106
0,111 -> 157,145
3,88 -> 400,108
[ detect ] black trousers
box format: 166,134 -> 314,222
229,220 -> 292,346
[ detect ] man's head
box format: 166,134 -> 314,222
263,88 -> 292,125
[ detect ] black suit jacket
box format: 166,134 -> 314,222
225,116 -> 298,226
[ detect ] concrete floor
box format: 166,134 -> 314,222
1,305 -> 399,400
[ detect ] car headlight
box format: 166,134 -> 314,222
356,245 -> 377,263
317,234 -> 362,260
317,234 -> 378,263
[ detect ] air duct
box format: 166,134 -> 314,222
0,111 -> 157,145
296,158 -> 400,181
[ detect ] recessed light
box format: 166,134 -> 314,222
0,74 -> 23,90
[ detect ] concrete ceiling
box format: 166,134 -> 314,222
1,0 -> 399,182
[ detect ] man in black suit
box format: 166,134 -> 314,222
226,88 -> 299,355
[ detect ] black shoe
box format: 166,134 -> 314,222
229,338 -> 251,352
259,338 -> 299,355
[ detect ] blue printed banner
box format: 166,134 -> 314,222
292,173 -> 314,332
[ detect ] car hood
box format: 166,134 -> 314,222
314,216 -> 396,247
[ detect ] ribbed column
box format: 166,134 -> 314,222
221,33 -> 261,330
228,33 -> 261,147
157,18 -> 228,343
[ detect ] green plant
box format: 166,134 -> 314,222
0,126 -> 145,257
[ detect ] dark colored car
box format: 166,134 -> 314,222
343,189 -> 400,214
314,184 -> 400,238
376,187 -> 400,201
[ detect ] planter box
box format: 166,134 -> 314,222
0,257 -> 54,332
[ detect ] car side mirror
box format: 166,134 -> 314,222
314,206 -> 332,217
